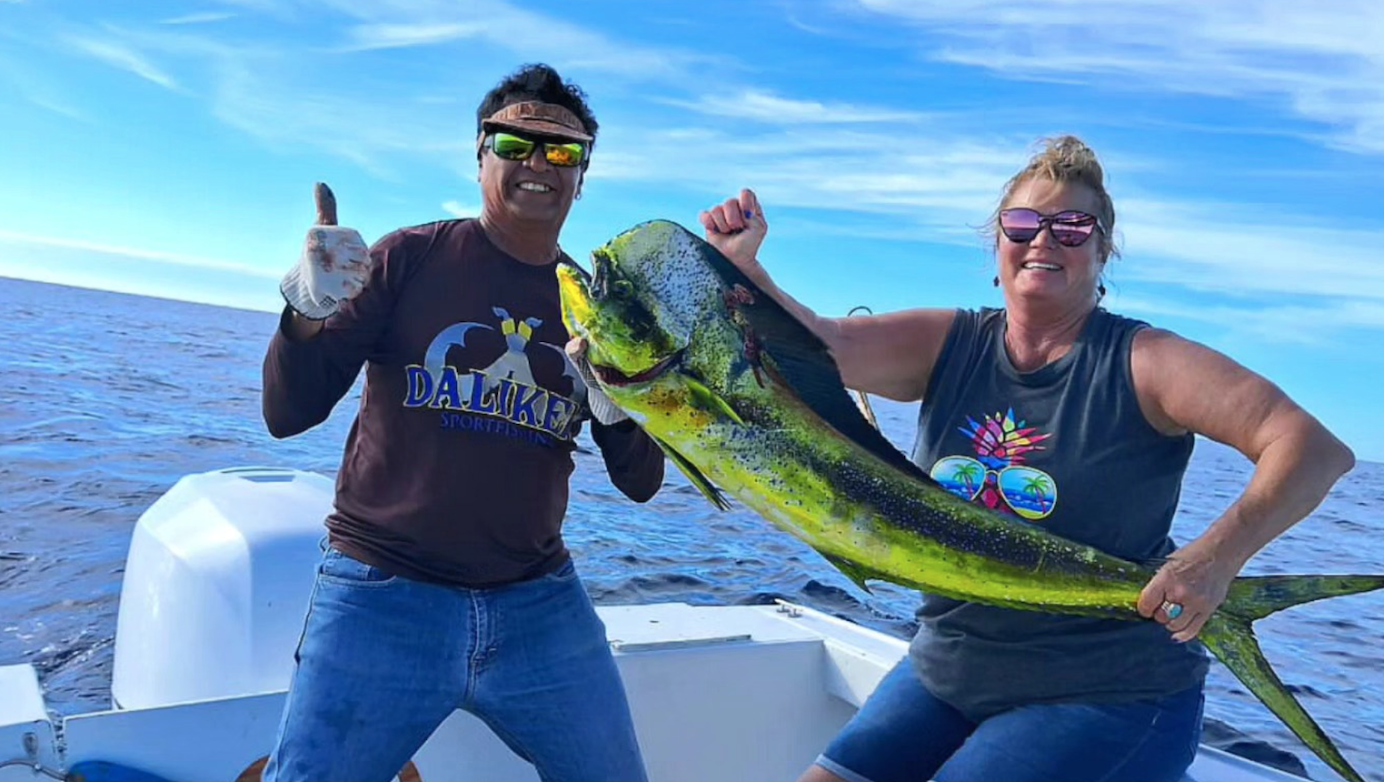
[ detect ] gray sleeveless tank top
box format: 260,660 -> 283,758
908,307 -> 1208,720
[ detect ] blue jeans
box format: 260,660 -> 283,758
263,547 -> 648,782
817,659 -> 1204,782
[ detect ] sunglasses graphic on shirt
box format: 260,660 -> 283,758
929,455 -> 1057,520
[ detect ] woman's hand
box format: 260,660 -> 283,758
1137,535 -> 1241,642
700,188 -> 768,273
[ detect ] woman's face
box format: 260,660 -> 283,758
996,178 -> 1105,314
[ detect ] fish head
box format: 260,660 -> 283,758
557,220 -> 715,391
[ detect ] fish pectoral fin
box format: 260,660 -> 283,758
683,376 -> 746,425
822,553 -> 878,595
650,435 -> 732,511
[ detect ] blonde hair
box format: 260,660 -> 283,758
990,135 -> 1120,264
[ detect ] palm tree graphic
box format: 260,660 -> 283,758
1021,474 -> 1052,512
953,462 -> 982,496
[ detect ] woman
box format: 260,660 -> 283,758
700,135 -> 1354,782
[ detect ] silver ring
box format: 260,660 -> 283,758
1161,600 -> 1183,620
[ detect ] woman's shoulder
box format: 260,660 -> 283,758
1124,317 -> 1189,355
953,305 -> 1004,333
1088,307 -> 1177,359
1092,305 -> 1153,334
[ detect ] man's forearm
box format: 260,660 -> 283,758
591,420 -> 665,503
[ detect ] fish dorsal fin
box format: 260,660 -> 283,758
692,230 -> 934,485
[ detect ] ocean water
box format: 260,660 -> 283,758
1,275 -> 1381,781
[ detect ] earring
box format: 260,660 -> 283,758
1097,282 -> 1107,302
993,276 -> 1000,287
575,191 -> 582,201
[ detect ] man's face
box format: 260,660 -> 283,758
478,130 -> 586,230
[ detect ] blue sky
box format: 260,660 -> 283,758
2,0 -> 1382,461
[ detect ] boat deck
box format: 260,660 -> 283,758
0,601 -> 1308,782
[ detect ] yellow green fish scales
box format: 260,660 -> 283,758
558,220 -> 1384,782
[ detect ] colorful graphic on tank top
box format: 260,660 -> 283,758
929,407 -> 1057,520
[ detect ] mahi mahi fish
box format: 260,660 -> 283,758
557,219 -> 1384,782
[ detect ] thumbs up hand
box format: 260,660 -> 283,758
280,183 -> 373,321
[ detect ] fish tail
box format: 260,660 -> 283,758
1225,573 -> 1384,621
1204,574 -> 1384,782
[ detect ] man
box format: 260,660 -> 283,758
260,63 -> 664,782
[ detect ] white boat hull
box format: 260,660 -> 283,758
0,468 -> 1314,782
0,601 -> 1311,782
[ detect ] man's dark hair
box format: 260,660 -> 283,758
476,63 -> 599,145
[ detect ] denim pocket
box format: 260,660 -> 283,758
318,548 -> 399,588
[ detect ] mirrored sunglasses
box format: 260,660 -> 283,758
485,132 -> 587,168
999,208 -> 1103,248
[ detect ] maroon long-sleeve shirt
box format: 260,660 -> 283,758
263,219 -> 664,587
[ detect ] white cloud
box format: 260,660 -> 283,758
26,94 -> 87,121
66,36 -> 182,92
27,0 -> 1384,335
441,200 -> 479,218
327,0 -> 717,78
0,229 -> 277,279
61,0 -> 720,174
586,121 -> 1384,310
161,12 -> 237,25
1114,198 -> 1384,303
591,125 -> 1026,221
0,51 -> 91,121
664,90 -> 929,124
211,0 -> 280,11
341,22 -> 486,51
1114,294 -> 1384,346
208,53 -> 469,178
72,25 -> 468,176
848,0 -> 1384,155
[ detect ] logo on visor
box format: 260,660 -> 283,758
929,407 -> 1056,520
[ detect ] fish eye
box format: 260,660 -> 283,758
612,280 -> 634,299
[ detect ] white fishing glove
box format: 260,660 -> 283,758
566,338 -> 630,426
280,183 -> 373,321
584,378 -> 630,426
